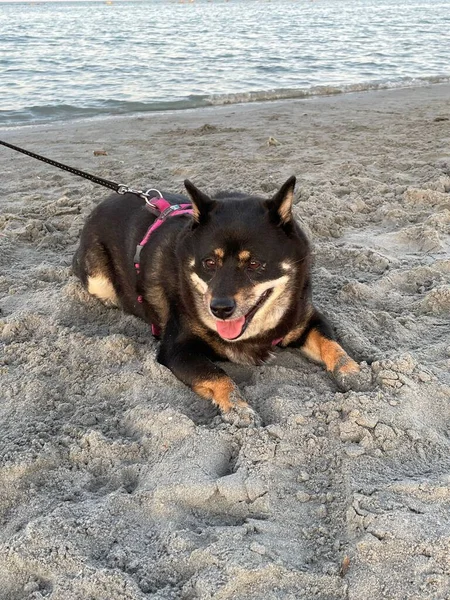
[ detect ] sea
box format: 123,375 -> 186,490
0,0 -> 449,127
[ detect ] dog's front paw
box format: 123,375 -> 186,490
222,403 -> 262,428
333,360 -> 372,392
193,376 -> 262,427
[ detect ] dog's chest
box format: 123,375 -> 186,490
221,341 -> 275,366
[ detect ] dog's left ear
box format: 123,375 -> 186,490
265,176 -> 296,225
184,180 -> 216,224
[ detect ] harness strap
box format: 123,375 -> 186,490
134,199 -> 193,274
135,198 -> 193,337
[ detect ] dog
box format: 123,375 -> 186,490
73,176 -> 361,426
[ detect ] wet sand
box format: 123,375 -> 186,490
1,84 -> 450,600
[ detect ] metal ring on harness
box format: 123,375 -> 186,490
142,188 -> 163,208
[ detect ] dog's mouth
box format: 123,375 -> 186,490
215,289 -> 273,340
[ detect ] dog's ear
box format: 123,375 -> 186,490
184,180 -> 216,224
265,176 -> 296,225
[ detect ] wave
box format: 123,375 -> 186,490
1,75 -> 449,127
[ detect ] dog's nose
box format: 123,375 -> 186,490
210,297 -> 236,319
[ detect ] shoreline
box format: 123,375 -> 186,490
1,82 -> 449,600
1,78 -> 450,133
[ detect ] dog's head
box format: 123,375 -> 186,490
180,177 -> 310,342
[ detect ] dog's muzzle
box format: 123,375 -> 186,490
214,289 -> 273,340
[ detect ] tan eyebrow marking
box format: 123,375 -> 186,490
238,250 -> 251,262
214,248 -> 224,259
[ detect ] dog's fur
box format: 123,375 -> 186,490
73,177 -> 360,426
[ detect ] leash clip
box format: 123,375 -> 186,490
117,183 -> 146,198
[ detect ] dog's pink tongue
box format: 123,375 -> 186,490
216,317 -> 245,340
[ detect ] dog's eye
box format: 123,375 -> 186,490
203,258 -> 217,271
248,260 -> 263,271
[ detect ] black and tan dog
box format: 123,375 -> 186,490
73,177 -> 362,426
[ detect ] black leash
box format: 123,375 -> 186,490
0,139 -> 158,204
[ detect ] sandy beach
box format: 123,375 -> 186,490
1,84 -> 450,600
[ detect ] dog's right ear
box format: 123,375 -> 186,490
184,180 -> 216,224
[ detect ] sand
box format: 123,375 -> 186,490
1,84 -> 450,600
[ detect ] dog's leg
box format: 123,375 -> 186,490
74,241 -> 120,307
284,310 -> 365,391
158,318 -> 260,427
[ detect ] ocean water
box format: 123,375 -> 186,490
0,0 -> 449,126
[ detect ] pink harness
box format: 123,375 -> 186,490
134,197 -> 193,336
134,196 -> 283,346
